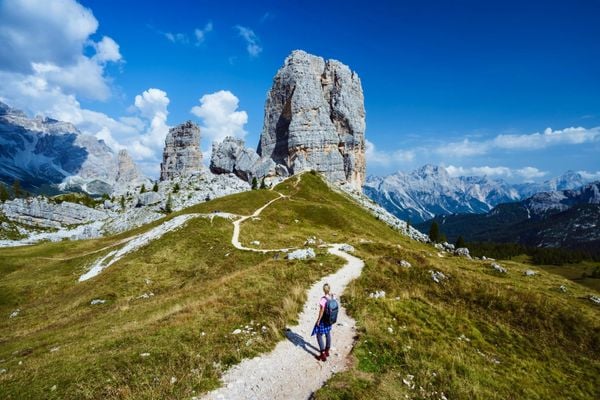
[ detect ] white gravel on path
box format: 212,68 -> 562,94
202,244 -> 365,400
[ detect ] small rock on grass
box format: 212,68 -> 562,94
429,270 -> 447,283
286,248 -> 315,260
523,270 -> 537,277
491,262 -> 507,273
589,295 -> 600,305
90,299 -> 106,305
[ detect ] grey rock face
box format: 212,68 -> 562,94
136,192 -> 162,207
0,101 -> 121,194
160,121 -> 202,181
286,248 -> 316,260
210,136 -> 278,182
2,198 -> 108,229
116,150 -> 142,184
258,50 -> 366,189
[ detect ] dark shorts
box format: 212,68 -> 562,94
314,322 -> 332,335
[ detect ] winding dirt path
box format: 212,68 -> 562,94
202,244 -> 364,400
81,185 -> 366,399
231,193 -> 295,253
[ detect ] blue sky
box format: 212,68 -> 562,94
0,0 -> 599,181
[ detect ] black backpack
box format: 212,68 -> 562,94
322,296 -> 339,325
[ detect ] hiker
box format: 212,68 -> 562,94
313,283 -> 338,361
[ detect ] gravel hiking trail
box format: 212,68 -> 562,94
81,185 -> 366,399
202,243 -> 365,400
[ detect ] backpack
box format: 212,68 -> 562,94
322,296 -> 339,325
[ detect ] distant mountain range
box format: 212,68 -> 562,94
364,165 -> 597,223
0,101 -> 144,195
415,182 -> 600,252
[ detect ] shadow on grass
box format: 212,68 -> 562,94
285,328 -> 320,356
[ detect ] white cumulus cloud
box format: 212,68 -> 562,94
190,90 -> 248,144
0,0 -> 122,102
365,139 -> 415,167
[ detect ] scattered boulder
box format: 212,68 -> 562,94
286,248 -> 316,260
442,242 -> 455,251
430,270 -> 447,284
400,260 -> 412,268
250,240 -> 260,246
589,295 -> 600,305
434,243 -> 444,251
257,50 -> 366,189
369,290 -> 386,299
491,262 -> 507,274
339,244 -> 355,252
559,285 -> 567,293
90,299 -> 106,305
523,270 -> 537,277
9,309 -> 20,318
454,247 -> 471,258
160,121 -> 203,181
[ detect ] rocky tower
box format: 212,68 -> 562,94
257,50 -> 366,189
160,121 -> 202,181
116,149 -> 142,184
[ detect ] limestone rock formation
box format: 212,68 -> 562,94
258,50 -> 366,189
160,121 -> 202,181
2,198 -> 109,229
210,136 -> 277,182
116,150 -> 142,184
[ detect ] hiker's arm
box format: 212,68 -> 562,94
315,305 -> 324,325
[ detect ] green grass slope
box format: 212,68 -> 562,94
1,173 -> 598,399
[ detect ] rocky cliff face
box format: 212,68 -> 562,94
0,101 -> 147,195
2,197 -> 109,229
160,121 -> 203,181
257,50 -> 366,189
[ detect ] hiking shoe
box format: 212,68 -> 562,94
324,349 -> 330,357
316,352 -> 327,362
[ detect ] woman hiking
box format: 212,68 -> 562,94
313,283 -> 336,362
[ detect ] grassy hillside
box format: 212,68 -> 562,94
1,173 -> 599,399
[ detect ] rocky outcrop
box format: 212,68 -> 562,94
160,121 -> 202,181
116,150 -> 142,184
1,198 -> 109,229
211,136 -> 278,182
257,50 -> 366,189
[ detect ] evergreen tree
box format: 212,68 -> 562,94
251,177 -> 258,190
12,180 -> 21,198
439,233 -> 447,243
140,184 -> 146,194
406,218 -> 411,231
428,221 -> 440,243
152,182 -> 159,192
0,183 -> 9,202
260,177 -> 267,189
455,235 -> 466,249
165,193 -> 173,213
120,195 -> 125,209
173,183 -> 180,193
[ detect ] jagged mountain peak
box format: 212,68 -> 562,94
365,165 -> 598,224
